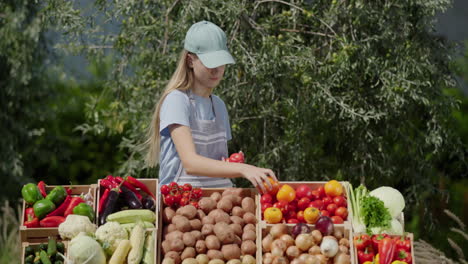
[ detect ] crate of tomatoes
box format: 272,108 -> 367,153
259,180 -> 351,227
20,182 -> 97,242
353,233 -> 414,264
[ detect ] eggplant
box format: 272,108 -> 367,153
121,186 -> 143,209
99,188 -> 119,225
142,196 -> 156,211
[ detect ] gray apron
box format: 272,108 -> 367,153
174,91 -> 233,188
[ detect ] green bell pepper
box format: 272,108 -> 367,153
72,202 -> 95,222
45,186 -> 67,205
22,183 -> 43,204
33,199 -> 56,219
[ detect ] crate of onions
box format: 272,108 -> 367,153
260,217 -> 354,264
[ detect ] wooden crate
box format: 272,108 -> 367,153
20,184 -> 97,242
21,239 -> 68,264
96,178 -> 159,228
258,222 -> 355,264
352,232 -> 415,264
157,188 -> 261,264
257,181 -> 352,228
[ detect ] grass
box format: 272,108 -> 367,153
0,199 -> 22,264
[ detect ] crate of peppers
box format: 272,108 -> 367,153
20,181 -> 97,242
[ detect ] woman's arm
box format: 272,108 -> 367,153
170,124 -> 276,192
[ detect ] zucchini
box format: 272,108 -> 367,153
107,209 -> 155,224
127,224 -> 146,264
120,221 -> 155,233
141,231 -> 155,264
47,237 -> 57,257
40,250 -> 52,264
109,239 -> 131,264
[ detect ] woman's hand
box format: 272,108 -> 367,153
239,164 -> 277,194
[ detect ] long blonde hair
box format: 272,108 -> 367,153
145,50 -> 194,167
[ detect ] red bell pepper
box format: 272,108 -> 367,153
357,246 -> 375,264
115,176 -> 142,200
354,234 -> 371,251
379,237 -> 396,264
98,188 -> 110,214
37,181 -> 47,197
64,196 -> 85,217
24,207 -> 36,222
39,216 -> 65,227
372,233 -> 389,252
126,176 -> 156,199
394,248 -> 412,264
24,217 -> 40,228
46,195 -> 72,217
395,235 -> 411,251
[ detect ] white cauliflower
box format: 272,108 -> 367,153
58,214 -> 97,240
95,221 -> 128,256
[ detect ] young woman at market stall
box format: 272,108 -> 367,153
145,21 -> 276,191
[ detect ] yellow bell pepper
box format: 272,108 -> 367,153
391,261 -> 408,264
375,254 -> 379,264
363,262 -> 373,264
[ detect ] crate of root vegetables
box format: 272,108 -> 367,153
20,182 -> 97,242
258,181 -> 351,228
158,183 -> 259,264
96,176 -> 158,229
260,222 -> 354,264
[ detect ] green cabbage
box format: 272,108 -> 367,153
68,232 -> 106,264
369,186 -> 405,218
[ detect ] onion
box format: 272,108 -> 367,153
295,234 -> 314,251
263,255 -> 274,264
315,216 -> 334,236
272,239 -> 288,252
333,229 -> 343,239
270,224 -> 289,238
304,255 -> 320,264
338,238 -> 349,247
263,234 -> 274,252
333,252 -> 351,264
314,254 -> 328,264
298,254 -> 310,261
338,245 -> 349,254
290,259 -> 305,264
272,256 -> 289,264
308,245 -> 321,255
271,246 -> 284,257
320,236 -> 339,258
291,223 -> 311,238
286,246 -> 300,259
280,234 -> 295,247
311,230 -> 322,244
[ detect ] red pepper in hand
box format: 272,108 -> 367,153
46,195 -> 72,217
379,237 -> 396,264
357,246 -> 375,264
24,207 -> 36,222
115,176 -> 142,200
39,216 -> 65,227
98,188 -> 110,214
64,196 -> 85,217
24,217 -> 40,228
126,176 -> 156,199
37,181 -> 47,197
354,234 -> 371,251
372,233 -> 389,252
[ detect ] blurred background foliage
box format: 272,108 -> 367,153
1,0 -> 467,260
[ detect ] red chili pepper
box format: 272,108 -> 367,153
379,237 -> 396,264
64,196 -> 85,217
39,216 -> 66,227
115,176 -> 142,200
46,195 -> 72,217
106,175 -> 119,184
357,246 -> 375,264
371,233 -> 389,252
66,187 -> 72,195
126,176 -> 156,199
394,248 -> 412,264
100,179 -> 118,189
37,181 -> 47,197
98,188 -> 110,214
24,217 -> 40,228
24,207 -> 36,222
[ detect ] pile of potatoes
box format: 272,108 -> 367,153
162,188 -> 258,264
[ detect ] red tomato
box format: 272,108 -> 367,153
285,210 -> 297,220
261,203 -> 272,212
160,185 -> 170,195
297,210 -> 305,223
317,186 -> 326,198
295,185 -> 312,199
180,197 -> 189,206
320,210 -> 330,217
309,200 -> 324,210
190,201 -> 199,208
169,182 -> 179,190
298,197 -> 311,210
287,218 -> 299,224
322,196 -> 333,207
288,200 -> 298,212
172,193 -> 182,204
182,183 -> 192,192
164,195 -> 175,206
192,188 -> 202,199
261,194 -> 274,204
229,152 -> 244,163
331,215 -> 344,224
311,190 -> 321,201
333,196 -> 347,207
182,192 -> 191,199
273,201 -> 289,214
326,203 -> 338,215
335,207 -> 348,219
